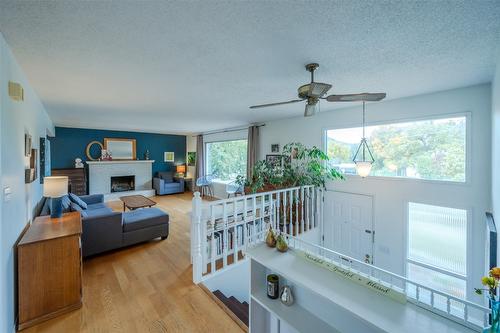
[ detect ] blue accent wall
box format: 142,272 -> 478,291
49,127 -> 186,176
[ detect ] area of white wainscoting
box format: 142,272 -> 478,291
258,83 -> 492,306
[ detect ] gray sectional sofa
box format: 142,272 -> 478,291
39,194 -> 169,257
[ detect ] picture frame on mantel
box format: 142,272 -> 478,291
103,138 -> 136,160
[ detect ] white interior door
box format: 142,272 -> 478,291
323,191 -> 374,266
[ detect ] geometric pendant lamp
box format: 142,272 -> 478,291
352,101 -> 375,177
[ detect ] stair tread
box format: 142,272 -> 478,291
214,291 -> 248,326
225,298 -> 248,325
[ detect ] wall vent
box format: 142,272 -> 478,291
8,81 -> 24,101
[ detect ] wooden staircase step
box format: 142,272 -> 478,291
199,285 -> 248,332
227,296 -> 249,326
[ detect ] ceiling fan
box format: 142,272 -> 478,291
249,63 -> 386,117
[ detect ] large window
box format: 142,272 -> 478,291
407,202 -> 467,301
325,116 -> 467,182
205,139 -> 247,181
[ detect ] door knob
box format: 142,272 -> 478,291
365,254 -> 371,264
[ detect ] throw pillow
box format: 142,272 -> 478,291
69,193 -> 88,209
61,195 -> 72,212
70,202 -> 88,218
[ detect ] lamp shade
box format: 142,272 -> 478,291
176,165 -> 186,173
43,176 -> 68,197
355,161 -> 372,178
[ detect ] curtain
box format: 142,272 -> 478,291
247,125 -> 259,179
195,134 -> 204,190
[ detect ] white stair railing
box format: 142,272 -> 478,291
191,185 -> 323,283
286,236 -> 490,332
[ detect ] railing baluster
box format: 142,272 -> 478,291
211,219 -> 216,273
277,192 -> 281,233
295,188 -> 299,236
252,196 -> 257,244
283,190 -> 288,235
300,187 -> 305,234
243,197 -> 248,251
222,202 -> 228,268
233,199 -> 238,264
289,190 -> 293,235
261,193 -> 265,241
304,187 -> 310,231
191,192 -> 203,284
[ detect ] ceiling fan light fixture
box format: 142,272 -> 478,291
309,82 -> 332,97
304,102 -> 317,117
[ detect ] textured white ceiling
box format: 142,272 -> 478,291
0,1 -> 499,134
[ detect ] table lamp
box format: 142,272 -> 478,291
43,176 -> 68,218
176,164 -> 186,177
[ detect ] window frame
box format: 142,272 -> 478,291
404,200 -> 472,300
204,138 -> 248,182
322,111 -> 472,185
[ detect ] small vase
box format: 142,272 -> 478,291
489,299 -> 500,333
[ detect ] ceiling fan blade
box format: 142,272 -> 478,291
326,93 -> 386,102
249,99 -> 304,109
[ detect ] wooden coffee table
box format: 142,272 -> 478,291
119,195 -> 157,211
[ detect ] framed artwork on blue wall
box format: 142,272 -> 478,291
164,152 -> 175,162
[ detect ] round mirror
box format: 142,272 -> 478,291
86,141 -> 103,161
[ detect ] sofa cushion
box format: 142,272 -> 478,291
158,171 -> 173,182
69,193 -> 88,209
84,207 -> 114,219
70,202 -> 88,218
122,208 -> 169,233
163,182 -> 180,190
86,202 -> 109,210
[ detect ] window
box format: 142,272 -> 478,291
205,139 -> 247,181
325,116 -> 466,182
407,202 -> 467,300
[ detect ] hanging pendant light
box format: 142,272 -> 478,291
353,101 -> 375,178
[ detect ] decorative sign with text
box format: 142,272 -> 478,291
295,250 -> 407,304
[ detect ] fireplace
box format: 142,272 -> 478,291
110,175 -> 135,193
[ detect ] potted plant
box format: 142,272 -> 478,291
242,142 -> 344,194
238,142 -> 344,235
475,267 -> 500,332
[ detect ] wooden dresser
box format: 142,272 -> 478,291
17,212 -> 82,330
51,168 -> 87,195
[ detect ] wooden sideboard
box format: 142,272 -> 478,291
17,212 -> 83,330
51,168 -> 87,196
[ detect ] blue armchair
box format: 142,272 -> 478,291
153,171 -> 185,195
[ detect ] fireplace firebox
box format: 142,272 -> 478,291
110,175 -> 135,193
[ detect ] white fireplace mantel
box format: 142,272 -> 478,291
86,160 -> 155,165
87,160 -> 155,200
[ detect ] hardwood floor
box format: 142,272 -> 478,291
23,193 -> 244,333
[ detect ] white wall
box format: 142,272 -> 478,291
0,32 -> 54,333
203,260 -> 250,303
259,84 -> 491,303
